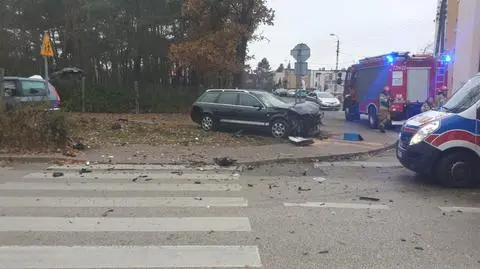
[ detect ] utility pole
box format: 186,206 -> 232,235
330,34 -> 340,93
435,0 -> 447,56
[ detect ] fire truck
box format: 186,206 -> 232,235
343,52 -> 450,128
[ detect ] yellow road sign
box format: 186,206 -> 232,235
40,32 -> 54,57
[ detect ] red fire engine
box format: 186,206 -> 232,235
343,52 -> 449,128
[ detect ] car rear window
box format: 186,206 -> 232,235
20,80 -> 48,96
198,91 -> 220,103
217,92 -> 238,105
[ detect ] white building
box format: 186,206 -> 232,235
435,0 -> 480,93
452,0 -> 480,91
309,69 -> 347,93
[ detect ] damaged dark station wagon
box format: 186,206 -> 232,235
190,89 -> 323,138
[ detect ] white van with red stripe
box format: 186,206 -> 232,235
397,73 -> 480,187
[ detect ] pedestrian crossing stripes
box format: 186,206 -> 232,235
0,196 -> 249,207
0,166 -> 261,268
24,171 -> 239,180
46,164 -> 238,171
0,182 -> 243,192
0,245 -> 262,268
0,217 -> 252,232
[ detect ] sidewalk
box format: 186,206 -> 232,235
0,112 -> 398,165
83,113 -> 398,165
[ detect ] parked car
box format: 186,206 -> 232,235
287,89 -> 296,97
273,88 -> 288,96
307,91 -> 341,110
2,76 -> 59,110
30,75 -> 61,110
190,89 -> 323,138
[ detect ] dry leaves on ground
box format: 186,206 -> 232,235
68,113 -> 279,148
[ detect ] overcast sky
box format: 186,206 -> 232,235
248,0 -> 438,71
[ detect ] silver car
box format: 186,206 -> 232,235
307,91 -> 341,110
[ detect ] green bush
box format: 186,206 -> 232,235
0,104 -> 70,151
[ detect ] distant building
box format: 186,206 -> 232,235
310,69 -> 347,93
274,68 -> 346,92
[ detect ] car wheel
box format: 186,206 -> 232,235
437,151 -> 478,188
201,114 -> 215,131
271,119 -> 290,138
368,107 -> 378,129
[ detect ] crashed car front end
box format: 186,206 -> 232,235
288,102 -> 324,137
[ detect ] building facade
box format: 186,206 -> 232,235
452,0 -> 480,91
435,0 -> 480,94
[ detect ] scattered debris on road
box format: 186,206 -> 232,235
359,196 -> 380,202
289,136 -> 314,146
268,183 -> 279,189
132,175 -> 148,182
101,209 -> 114,217
214,157 -> 237,167
298,186 -> 311,192
79,168 -> 92,174
52,172 -> 64,177
313,177 -> 327,183
343,132 -> 364,141
232,129 -> 244,138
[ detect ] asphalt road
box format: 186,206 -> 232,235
0,154 -> 478,268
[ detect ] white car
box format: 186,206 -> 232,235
308,91 -> 341,110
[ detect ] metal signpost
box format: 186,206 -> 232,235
0,68 -> 4,112
40,31 -> 54,80
290,43 -> 310,103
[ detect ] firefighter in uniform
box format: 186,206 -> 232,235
434,86 -> 448,109
421,97 -> 434,112
378,86 -> 391,133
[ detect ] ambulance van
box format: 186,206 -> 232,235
397,73 -> 480,187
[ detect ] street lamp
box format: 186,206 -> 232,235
329,33 -> 340,92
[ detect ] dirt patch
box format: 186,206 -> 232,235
68,113 -> 281,148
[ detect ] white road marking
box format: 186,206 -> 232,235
0,182 -> 242,192
0,196 -> 248,207
0,217 -> 251,232
46,164 -> 237,171
314,161 -> 402,168
0,245 -> 262,268
438,206 -> 480,213
284,202 -> 390,210
24,172 -> 238,180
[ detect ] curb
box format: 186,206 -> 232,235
0,143 -> 397,167
85,143 -> 397,167
238,142 -> 397,166
0,155 -> 86,164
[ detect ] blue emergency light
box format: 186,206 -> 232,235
386,55 -> 394,64
443,54 -> 452,63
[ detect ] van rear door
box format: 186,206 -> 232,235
407,67 -> 430,103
